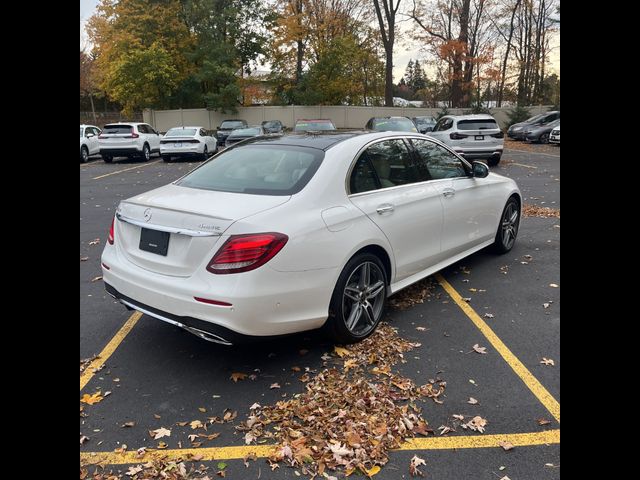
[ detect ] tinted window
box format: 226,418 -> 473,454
166,128 -> 197,136
457,119 -> 499,130
138,125 -> 150,134
364,139 -> 419,188
294,121 -> 336,131
350,156 -> 379,194
263,121 -> 281,128
410,139 -> 467,179
176,145 -> 323,195
104,124 -> 133,134
371,118 -> 418,133
220,121 -> 246,129
433,118 -> 453,132
88,127 -> 100,136
229,127 -> 262,137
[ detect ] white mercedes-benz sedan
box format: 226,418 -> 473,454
101,131 -> 521,345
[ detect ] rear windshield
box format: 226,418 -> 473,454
229,127 -> 261,136
165,128 -> 197,136
263,121 -> 281,128
176,144 -> 324,195
295,121 -> 336,131
104,124 -> 133,134
220,121 -> 245,129
457,119 -> 499,130
372,118 -> 418,132
414,117 -> 435,125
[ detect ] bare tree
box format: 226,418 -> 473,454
373,0 -> 402,106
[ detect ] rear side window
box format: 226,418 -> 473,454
433,118 -> 453,132
103,125 -> 133,134
457,119 -> 498,130
410,139 -> 467,179
350,139 -> 420,192
176,145 -> 324,195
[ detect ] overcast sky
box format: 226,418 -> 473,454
80,0 -> 558,82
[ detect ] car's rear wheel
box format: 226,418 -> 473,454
80,146 -> 89,163
487,154 -> 501,167
492,197 -> 520,253
201,145 -> 209,161
326,253 -> 387,344
102,154 -> 113,163
141,143 -> 151,161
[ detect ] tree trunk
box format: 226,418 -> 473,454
385,49 -> 394,106
89,93 -> 96,124
497,0 -> 521,107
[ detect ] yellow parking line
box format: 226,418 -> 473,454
80,430 -> 559,466
80,312 -> 142,391
508,162 -> 538,169
435,274 -> 560,422
92,160 -> 161,180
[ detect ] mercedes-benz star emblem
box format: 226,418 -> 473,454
143,208 -> 152,222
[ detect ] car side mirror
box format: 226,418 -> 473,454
472,161 -> 489,178
86,133 -> 95,138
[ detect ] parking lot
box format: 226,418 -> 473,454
80,141 -> 560,479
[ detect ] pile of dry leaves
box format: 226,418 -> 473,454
80,457 -> 212,480
522,204 -> 560,218
80,355 -> 99,375
237,324 -> 445,477
388,277 -> 438,310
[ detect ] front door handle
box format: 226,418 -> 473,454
376,204 -> 395,214
442,188 -> 456,198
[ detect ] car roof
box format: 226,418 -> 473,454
237,131 -> 374,150
104,122 -> 147,125
221,119 -> 247,122
370,116 -> 411,120
80,124 -> 99,128
442,114 -> 496,120
167,126 -> 204,129
296,119 -> 334,122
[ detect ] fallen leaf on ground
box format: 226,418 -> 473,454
88,238 -> 100,245
121,421 -> 135,428
537,418 -> 551,425
467,397 -> 478,405
464,416 -> 488,433
409,455 -> 427,476
484,313 -> 494,318
230,372 -> 248,382
126,465 -> 144,475
540,357 -> 555,366
153,414 -> 161,419
543,302 -> 550,308
80,434 -> 89,445
500,476 -> 511,480
91,276 -> 103,282
80,392 -> 103,405
549,283 -> 559,288
270,383 -> 281,389
499,441 -> 514,451
416,326 -> 427,331
198,407 -> 207,413
80,256 -> 89,261
149,427 -> 171,439
334,346 -> 351,357
472,344 -> 488,354
190,420 -> 204,429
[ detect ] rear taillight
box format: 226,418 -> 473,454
450,132 -> 467,140
108,217 -> 115,245
206,233 -> 288,274
491,131 -> 504,138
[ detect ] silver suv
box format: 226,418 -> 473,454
99,122 -> 161,163
426,114 -> 504,166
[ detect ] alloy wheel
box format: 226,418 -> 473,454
342,261 -> 385,336
501,203 -> 519,250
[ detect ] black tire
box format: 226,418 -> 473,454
492,197 -> 520,254
162,155 -> 172,162
102,154 -> 113,163
141,143 -> 151,161
325,253 -> 387,344
487,154 -> 501,167
539,132 -> 550,144
80,146 -> 89,163
202,145 -> 209,161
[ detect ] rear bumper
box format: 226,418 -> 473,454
455,148 -> 503,160
160,145 -> 203,156
100,148 -> 141,156
100,243 -> 336,340
549,135 -> 560,144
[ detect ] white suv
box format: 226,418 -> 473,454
549,124 -> 560,144
427,114 -> 504,166
99,122 -> 161,163
80,124 -> 101,163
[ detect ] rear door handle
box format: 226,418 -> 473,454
376,204 -> 394,214
442,188 -> 455,198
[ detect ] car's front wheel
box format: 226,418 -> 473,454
539,132 -> 550,143
80,146 -> 89,163
492,197 -> 520,253
326,253 -> 387,344
487,154 -> 501,167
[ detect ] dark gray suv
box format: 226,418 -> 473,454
216,119 -> 248,146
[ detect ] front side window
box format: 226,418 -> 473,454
137,125 -> 149,134
410,139 -> 467,180
176,144 -> 323,195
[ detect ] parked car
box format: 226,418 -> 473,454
224,126 -> 265,147
80,124 -> 101,163
507,111 -> 560,140
99,122 -> 161,163
549,123 -> 560,145
101,131 -> 521,346
262,120 -> 285,134
216,119 -> 248,146
294,119 -> 337,132
426,114 -> 504,166
412,116 -> 437,133
524,118 -> 560,143
160,126 -> 218,162
365,116 -> 418,133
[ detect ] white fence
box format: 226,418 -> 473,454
143,105 -> 554,132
